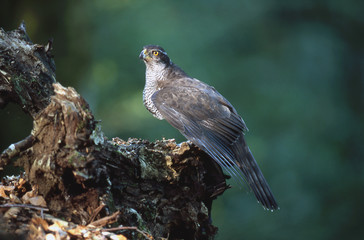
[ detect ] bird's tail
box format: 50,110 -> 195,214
233,136 -> 278,210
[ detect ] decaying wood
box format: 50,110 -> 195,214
0,23 -> 229,239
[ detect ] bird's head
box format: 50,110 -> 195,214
139,45 -> 171,68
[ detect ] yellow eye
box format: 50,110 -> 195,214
152,51 -> 159,56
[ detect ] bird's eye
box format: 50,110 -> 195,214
152,51 -> 159,56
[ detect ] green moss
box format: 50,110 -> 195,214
68,151 -> 86,166
12,75 -> 29,106
128,208 -> 149,232
76,120 -> 87,133
142,203 -> 157,222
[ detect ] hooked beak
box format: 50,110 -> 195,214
139,49 -> 147,60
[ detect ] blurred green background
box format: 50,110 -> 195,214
1,0 -> 363,239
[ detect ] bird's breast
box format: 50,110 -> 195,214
143,77 -> 164,120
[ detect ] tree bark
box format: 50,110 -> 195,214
0,23 -> 228,239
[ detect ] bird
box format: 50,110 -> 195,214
139,45 -> 278,210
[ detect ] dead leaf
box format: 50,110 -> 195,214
16,178 -> 27,191
67,225 -> 87,236
115,234 -> 128,240
31,217 -> 49,231
0,186 -> 9,198
3,207 -> 20,219
28,196 -> 47,207
9,193 -> 22,203
2,185 -> 15,191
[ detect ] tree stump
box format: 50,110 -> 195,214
0,23 -> 228,240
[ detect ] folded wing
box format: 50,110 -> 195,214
152,85 -> 278,210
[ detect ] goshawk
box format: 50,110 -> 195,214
139,45 -> 278,210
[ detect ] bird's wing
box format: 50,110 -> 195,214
152,84 -> 278,210
152,85 -> 244,178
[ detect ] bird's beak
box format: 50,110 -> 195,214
139,49 -> 147,60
